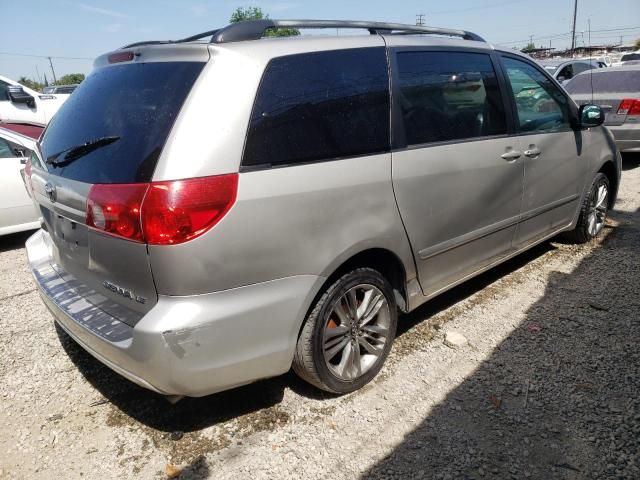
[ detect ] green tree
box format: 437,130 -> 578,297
56,73 -> 85,85
522,42 -> 536,53
17,76 -> 43,92
634,38 -> 640,50
229,6 -> 300,37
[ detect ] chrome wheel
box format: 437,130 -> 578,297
323,284 -> 391,381
587,181 -> 608,237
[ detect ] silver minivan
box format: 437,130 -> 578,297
25,20 -> 621,399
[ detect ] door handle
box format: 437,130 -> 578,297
501,150 -> 522,161
524,147 -> 541,158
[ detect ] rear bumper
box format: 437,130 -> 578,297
608,124 -> 640,153
26,229 -> 323,397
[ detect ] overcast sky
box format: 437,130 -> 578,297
1,0 -> 639,82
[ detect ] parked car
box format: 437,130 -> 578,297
538,58 -> 605,85
618,52 -> 640,66
25,20 -> 621,399
42,84 -> 79,95
0,75 -> 69,126
0,127 -> 41,235
565,65 -> 640,153
0,121 -> 44,140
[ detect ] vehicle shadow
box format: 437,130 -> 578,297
0,230 -> 34,253
621,152 -> 640,171
362,206 -> 639,479
56,322 -> 290,433
56,238 -> 556,434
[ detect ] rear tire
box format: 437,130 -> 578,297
564,173 -> 610,244
292,268 -> 397,394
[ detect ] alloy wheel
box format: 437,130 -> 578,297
322,284 -> 391,381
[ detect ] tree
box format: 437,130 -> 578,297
17,76 -> 43,92
522,42 -> 536,53
56,73 -> 85,85
229,6 -> 300,37
634,38 -> 640,50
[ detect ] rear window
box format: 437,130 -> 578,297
565,70 -> 640,94
621,53 -> 640,62
242,47 -> 390,168
40,62 -> 204,184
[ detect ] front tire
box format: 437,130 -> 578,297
292,268 -> 397,394
564,173 -> 610,244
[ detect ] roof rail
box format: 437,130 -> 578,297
120,20 -> 484,49
211,19 -> 485,43
121,30 -> 221,49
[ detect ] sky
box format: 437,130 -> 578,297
1,0 -> 639,82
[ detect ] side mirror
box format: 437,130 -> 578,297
7,85 -> 35,108
579,104 -> 604,128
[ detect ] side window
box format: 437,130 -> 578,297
502,57 -> 572,133
242,48 -> 390,168
0,138 -> 15,158
557,64 -> 574,80
396,51 -> 507,147
573,63 -> 591,75
0,80 -> 9,101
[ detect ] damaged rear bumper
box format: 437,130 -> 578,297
26,229 -> 323,397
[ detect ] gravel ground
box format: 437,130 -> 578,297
1,155 -> 639,480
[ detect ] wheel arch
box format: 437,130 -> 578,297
597,160 -> 618,208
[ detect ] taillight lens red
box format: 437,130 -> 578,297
86,174 -> 238,245
617,98 -> 640,115
86,184 -> 148,242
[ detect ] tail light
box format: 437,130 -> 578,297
617,99 -> 640,115
86,174 -> 238,245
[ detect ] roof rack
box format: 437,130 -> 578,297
211,20 -> 485,43
120,19 -> 484,49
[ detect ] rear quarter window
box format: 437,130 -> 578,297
242,47 -> 390,168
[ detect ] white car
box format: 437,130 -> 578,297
0,127 -> 40,235
0,75 -> 69,126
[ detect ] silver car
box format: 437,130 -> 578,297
25,20 -> 621,399
538,58 -> 605,85
565,65 -> 640,153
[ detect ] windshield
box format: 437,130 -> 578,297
40,61 -> 204,184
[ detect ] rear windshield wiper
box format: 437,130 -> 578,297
46,136 -> 120,167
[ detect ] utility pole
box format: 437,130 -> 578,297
416,14 -> 425,26
47,56 -> 57,84
35,65 -> 42,85
570,0 -> 578,56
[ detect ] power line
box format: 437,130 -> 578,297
0,52 -> 93,60
495,26 -> 640,46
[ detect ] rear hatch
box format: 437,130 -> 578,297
565,69 -> 640,126
30,55 -> 206,326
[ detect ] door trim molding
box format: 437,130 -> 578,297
520,193 -> 579,222
417,193 -> 578,261
418,214 -> 520,260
